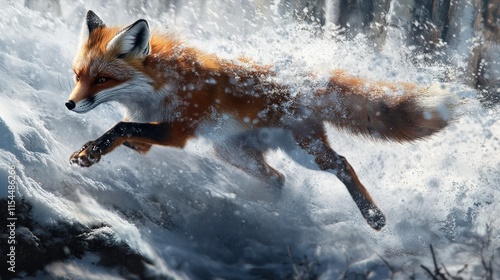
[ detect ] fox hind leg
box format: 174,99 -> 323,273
215,130 -> 285,189
289,120 -> 386,230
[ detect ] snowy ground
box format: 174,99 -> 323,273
1,1 -> 500,279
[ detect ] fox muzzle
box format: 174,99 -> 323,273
65,100 -> 76,110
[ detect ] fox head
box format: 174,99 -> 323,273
65,10 -> 151,113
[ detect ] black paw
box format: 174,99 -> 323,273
69,141 -> 102,167
363,206 -> 386,231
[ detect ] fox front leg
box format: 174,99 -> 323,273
214,129 -> 285,189
69,122 -> 184,167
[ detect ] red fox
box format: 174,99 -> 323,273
66,11 -> 455,230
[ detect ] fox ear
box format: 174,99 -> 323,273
107,19 -> 150,59
79,10 -> 105,46
86,10 -> 105,33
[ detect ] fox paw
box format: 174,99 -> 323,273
364,206 -> 386,231
69,141 -> 102,167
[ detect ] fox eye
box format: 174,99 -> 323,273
75,75 -> 80,82
96,77 -> 108,84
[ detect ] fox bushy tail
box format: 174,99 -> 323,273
311,70 -> 456,142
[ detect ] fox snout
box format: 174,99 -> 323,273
65,100 -> 76,110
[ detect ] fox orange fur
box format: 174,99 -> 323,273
66,11 -> 455,230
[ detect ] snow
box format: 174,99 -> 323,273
1,1 -> 499,279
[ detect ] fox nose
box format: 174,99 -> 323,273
65,100 -> 76,110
